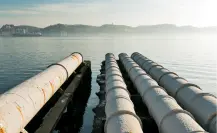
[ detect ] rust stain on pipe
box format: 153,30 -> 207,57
49,81 -> 55,94
16,106 -> 24,127
0,128 -> 5,133
72,55 -> 79,61
0,53 -> 83,133
71,55 -> 79,64
41,88 -> 46,104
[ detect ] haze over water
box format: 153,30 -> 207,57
0,33 -> 216,132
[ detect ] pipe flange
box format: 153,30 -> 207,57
190,93 -> 217,130
158,71 -> 178,83
106,85 -> 127,93
122,58 -> 134,65
119,53 -> 128,57
106,95 -> 133,106
104,110 -> 143,133
128,65 -> 141,73
142,86 -> 166,101
131,52 -> 140,58
133,55 -> 145,62
135,56 -> 147,65
124,59 -> 134,65
105,87 -> 131,98
131,52 -> 144,59
137,77 -> 155,87
105,66 -> 120,72
105,53 -> 115,59
142,61 -> 156,71
147,64 -> 163,74
159,109 -> 195,133
47,63 -> 69,79
105,59 -> 117,65
105,54 -> 116,60
105,53 -> 115,56
208,116 -> 217,133
172,76 -> 188,82
105,65 -> 119,72
133,72 -> 148,84
121,56 -> 131,63
106,79 -> 125,85
106,74 -> 123,81
155,95 -> 176,104
205,111 -> 217,131
106,73 -> 123,80
140,59 -> 152,68
174,83 -> 201,99
71,52 -> 83,62
191,92 -> 217,102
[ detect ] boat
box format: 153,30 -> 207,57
12,32 -> 42,37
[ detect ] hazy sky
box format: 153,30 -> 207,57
0,0 -> 216,27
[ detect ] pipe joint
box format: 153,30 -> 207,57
174,83 -> 201,99
158,71 -> 178,83
104,110 -> 143,133
47,63 -> 69,79
159,109 -> 195,132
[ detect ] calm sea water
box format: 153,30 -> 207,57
0,33 -> 216,132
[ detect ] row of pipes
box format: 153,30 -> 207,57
104,53 -> 143,133
119,53 -> 206,133
0,51 -> 215,133
0,53 -> 83,133
131,52 -> 217,133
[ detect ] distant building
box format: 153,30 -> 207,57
13,28 -> 42,36
1,31 -> 12,36
15,28 -> 26,34
0,24 -> 15,36
61,31 -> 68,37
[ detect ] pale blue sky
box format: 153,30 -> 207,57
0,0 -> 216,27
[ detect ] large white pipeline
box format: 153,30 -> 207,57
0,53 -> 83,133
119,53 -> 206,133
104,53 -> 143,133
131,52 -> 217,133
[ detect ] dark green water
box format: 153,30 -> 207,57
0,34 -> 216,132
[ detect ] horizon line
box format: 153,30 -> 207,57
1,23 -> 217,29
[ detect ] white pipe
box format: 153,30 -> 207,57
106,74 -> 124,83
209,117 -> 216,133
104,53 -> 143,133
0,53 -> 83,133
106,89 -> 130,102
132,52 -> 217,133
119,53 -> 206,133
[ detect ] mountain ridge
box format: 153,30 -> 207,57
1,24 -> 216,36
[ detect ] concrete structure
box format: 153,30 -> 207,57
0,53 -> 83,133
105,53 -> 143,133
119,53 -> 206,133
131,52 -> 217,133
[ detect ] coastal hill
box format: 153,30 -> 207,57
0,24 -> 216,36
0,24 -> 41,36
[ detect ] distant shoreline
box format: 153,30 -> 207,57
1,24 -> 216,37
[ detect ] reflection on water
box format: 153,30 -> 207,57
0,34 -> 216,132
